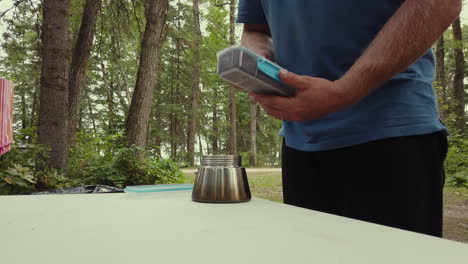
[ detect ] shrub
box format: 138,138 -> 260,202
0,131 -> 184,194
69,133 -> 184,188
445,135 -> 468,188
0,164 -> 36,194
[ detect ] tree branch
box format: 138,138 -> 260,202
214,2 -> 229,8
0,0 -> 27,20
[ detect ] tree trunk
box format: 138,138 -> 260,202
106,84 -> 116,133
29,82 -> 39,143
78,104 -> 84,132
100,60 -> 116,134
87,90 -> 97,135
187,0 -> 202,166
67,0 -> 101,145
170,4 -> 182,160
31,2 -> 41,139
20,87 -> 27,131
37,0 -> 71,170
169,54 -> 177,159
228,0 -> 237,154
152,98 -> 162,158
435,35 -> 447,120
126,0 -> 168,150
212,103 -> 219,154
198,132 -> 204,159
452,17 -> 466,133
249,101 -> 258,167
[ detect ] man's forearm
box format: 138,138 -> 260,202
241,24 -> 274,60
337,0 -> 462,103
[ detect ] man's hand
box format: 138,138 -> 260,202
251,70 -> 354,121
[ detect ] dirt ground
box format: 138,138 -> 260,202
443,187 -> 468,243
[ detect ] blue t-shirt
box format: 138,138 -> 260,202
237,0 -> 446,152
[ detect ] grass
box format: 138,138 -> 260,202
184,171 -> 468,204
245,171 -> 283,202
183,171 -> 283,202
444,186 -> 468,204
184,171 -> 468,242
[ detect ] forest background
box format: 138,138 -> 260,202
0,0 -> 466,195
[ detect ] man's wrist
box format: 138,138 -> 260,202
334,59 -> 387,108
333,75 -> 368,109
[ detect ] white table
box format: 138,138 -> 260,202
1,191 -> 467,263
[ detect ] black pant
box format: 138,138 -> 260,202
282,131 -> 447,237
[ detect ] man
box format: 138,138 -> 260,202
237,0 -> 461,237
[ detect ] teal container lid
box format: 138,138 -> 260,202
124,184 -> 193,193
257,58 -> 284,83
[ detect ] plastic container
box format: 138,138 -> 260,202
217,46 -> 296,97
124,184 -> 193,193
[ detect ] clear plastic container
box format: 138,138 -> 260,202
217,46 -> 296,97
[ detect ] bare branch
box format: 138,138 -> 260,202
131,0 -> 143,40
0,0 -> 27,20
214,1 -> 229,8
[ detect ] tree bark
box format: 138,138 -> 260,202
169,53 -> 177,159
249,101 -> 258,167
151,96 -> 162,158
228,0 -> 237,154
20,87 -> 27,131
67,0 -> 101,144
187,0 -> 202,166
435,35 -> 447,120
109,34 -> 130,114
100,59 -> 116,134
211,103 -> 219,154
30,0 -> 41,137
37,0 -> 71,170
29,81 -> 38,142
170,4 -> 183,160
126,0 -> 168,150
198,132 -> 204,158
86,89 -> 97,135
452,17 -> 466,133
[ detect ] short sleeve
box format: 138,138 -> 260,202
236,0 -> 268,24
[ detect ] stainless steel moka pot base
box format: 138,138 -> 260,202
192,155 -> 251,203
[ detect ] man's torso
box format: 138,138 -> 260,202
238,0 -> 445,151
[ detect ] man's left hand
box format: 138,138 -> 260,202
250,70 -> 357,121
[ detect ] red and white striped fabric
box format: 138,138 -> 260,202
0,78 -> 14,155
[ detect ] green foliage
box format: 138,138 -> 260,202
446,170 -> 468,188
0,128 -> 46,170
0,130 -> 184,194
68,133 -> 184,188
0,164 -> 36,195
35,169 -> 80,190
143,157 -> 185,184
238,151 -> 251,168
445,136 -> 468,188
1,0 -> 284,175
0,128 -> 77,193
0,2 -> 42,131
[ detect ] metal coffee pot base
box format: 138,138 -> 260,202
192,155 -> 251,203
